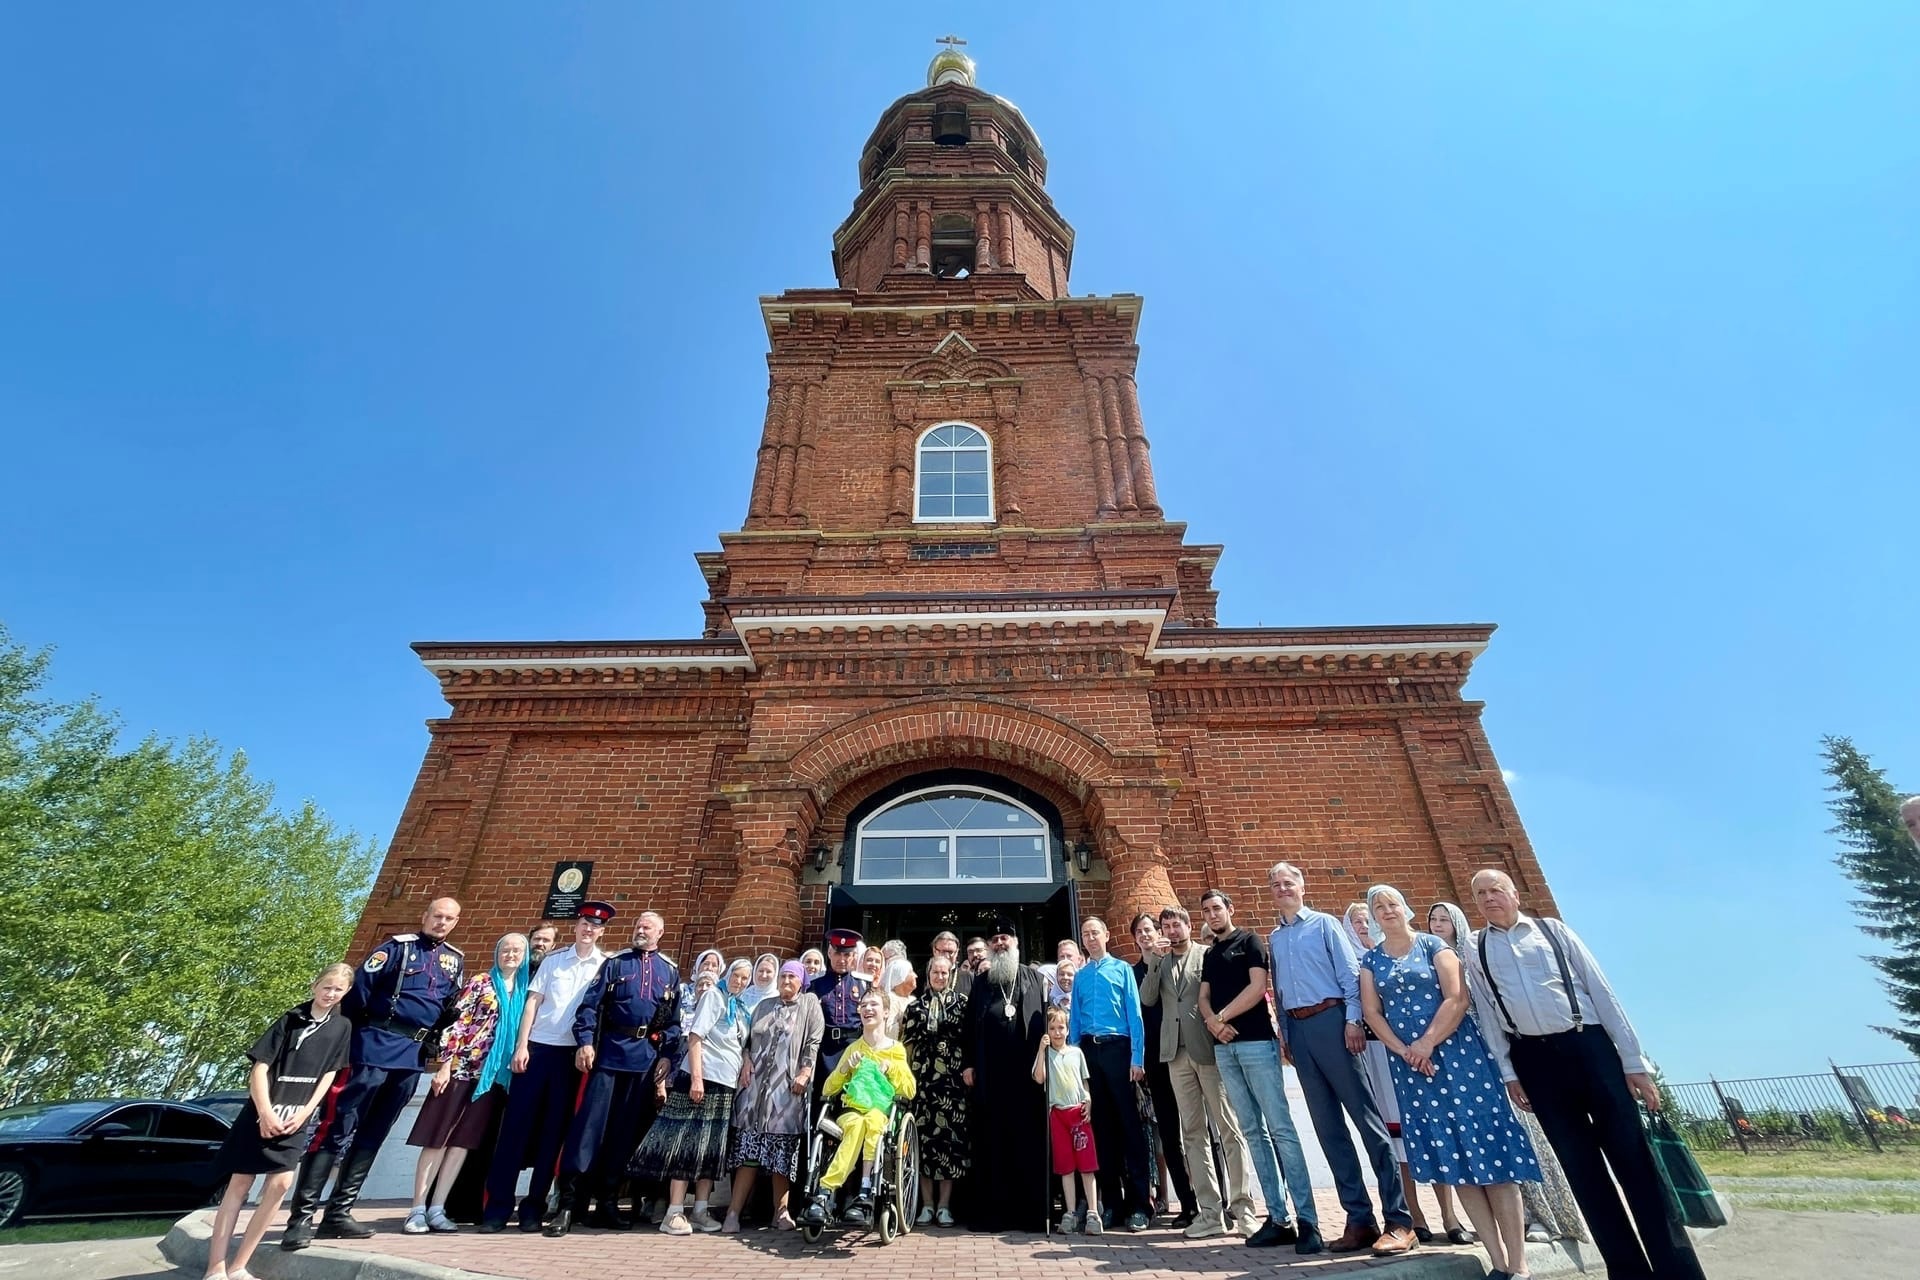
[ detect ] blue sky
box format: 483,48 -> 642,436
2,5 -> 1914,1081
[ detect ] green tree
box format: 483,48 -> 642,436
1822,735 -> 1920,1057
0,624 -> 376,1105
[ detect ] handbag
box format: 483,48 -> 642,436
1645,1108 -> 1727,1229
843,1055 -> 897,1113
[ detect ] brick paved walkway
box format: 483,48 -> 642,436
313,1198 -> 1488,1280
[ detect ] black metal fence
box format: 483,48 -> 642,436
1667,1061 -> 1920,1153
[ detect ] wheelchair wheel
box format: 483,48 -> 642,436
894,1114 -> 920,1234
876,1202 -> 897,1244
801,1220 -> 824,1245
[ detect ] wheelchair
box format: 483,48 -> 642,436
798,1094 -> 920,1245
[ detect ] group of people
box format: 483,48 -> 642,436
196,865 -> 1708,1280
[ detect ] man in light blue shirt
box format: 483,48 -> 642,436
1267,862 -> 1415,1256
1067,917 -> 1152,1230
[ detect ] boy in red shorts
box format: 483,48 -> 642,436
1033,1006 -> 1102,1234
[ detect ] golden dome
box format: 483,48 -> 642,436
927,47 -> 976,88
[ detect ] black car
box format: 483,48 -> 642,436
187,1092 -> 249,1125
0,1098 -> 229,1227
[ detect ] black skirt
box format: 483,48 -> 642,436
215,1100 -> 320,1176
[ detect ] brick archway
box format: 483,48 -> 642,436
789,696 -> 1116,809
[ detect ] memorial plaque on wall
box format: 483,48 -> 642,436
543,861 -> 594,918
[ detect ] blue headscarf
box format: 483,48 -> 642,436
474,939 -> 531,1096
721,958 -> 753,1028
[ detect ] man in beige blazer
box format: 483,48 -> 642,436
1139,904 -> 1258,1238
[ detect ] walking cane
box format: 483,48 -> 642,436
1042,1021 -> 1052,1241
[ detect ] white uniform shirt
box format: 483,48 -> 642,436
526,945 -> 607,1047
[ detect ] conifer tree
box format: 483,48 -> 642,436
1822,735 -> 1920,1056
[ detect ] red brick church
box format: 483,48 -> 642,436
352,48 -> 1553,964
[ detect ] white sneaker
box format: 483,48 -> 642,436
660,1212 -> 693,1236
401,1208 -> 430,1235
935,1206 -> 955,1227
917,1205 -> 934,1225
689,1208 -> 724,1233
425,1207 -> 459,1233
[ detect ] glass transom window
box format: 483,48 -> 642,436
915,423 -> 993,522
854,786 -> 1050,884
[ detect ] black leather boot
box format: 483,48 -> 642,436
280,1151 -> 337,1250
316,1149 -> 379,1239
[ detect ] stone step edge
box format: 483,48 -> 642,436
160,1208 -> 518,1280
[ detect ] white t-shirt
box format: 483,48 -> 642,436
526,946 -> 606,1047
1046,1043 -> 1091,1109
686,987 -> 749,1088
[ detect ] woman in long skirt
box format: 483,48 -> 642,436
725,961 -> 823,1231
902,954 -> 970,1225
401,933 -> 528,1233
631,957 -> 752,1234
1361,887 -> 1540,1280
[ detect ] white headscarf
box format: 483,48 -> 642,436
742,952 -> 781,1011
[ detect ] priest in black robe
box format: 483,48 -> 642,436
960,915 -> 1052,1233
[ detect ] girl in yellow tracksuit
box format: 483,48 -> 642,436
809,990 -> 916,1227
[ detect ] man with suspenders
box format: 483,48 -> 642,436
1463,868 -> 1707,1280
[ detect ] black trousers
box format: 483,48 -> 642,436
1080,1036 -> 1152,1219
482,1043 -> 581,1226
320,1064 -> 419,1164
1510,1027 -> 1707,1280
560,1068 -> 661,1210
1142,1056 -> 1196,1214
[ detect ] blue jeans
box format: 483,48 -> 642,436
1213,1038 -> 1318,1227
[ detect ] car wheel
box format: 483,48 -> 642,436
0,1163 -> 30,1229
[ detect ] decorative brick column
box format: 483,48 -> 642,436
1091,779 -> 1179,960
713,788 -> 817,955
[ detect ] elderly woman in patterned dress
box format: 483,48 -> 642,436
724,960 -> 822,1232
1361,885 -> 1541,1280
902,952 -> 969,1226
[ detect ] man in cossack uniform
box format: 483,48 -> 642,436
807,928 -> 870,1080
545,908 -> 681,1236
283,897 -> 464,1249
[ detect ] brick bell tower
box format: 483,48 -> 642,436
359,46 -> 1552,966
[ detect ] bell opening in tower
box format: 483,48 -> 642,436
931,213 -> 976,279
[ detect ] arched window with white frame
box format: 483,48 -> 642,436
853,785 -> 1050,884
915,422 -> 994,523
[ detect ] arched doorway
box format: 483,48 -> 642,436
824,769 -> 1077,960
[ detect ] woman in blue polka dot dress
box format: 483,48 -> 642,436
1359,884 -> 1541,1280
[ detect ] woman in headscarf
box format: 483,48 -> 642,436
402,933 -> 530,1234
742,953 -> 781,1012
799,948 -> 827,981
880,955 -> 917,1038
725,959 -> 823,1232
1361,885 -> 1540,1280
1428,901 -> 1587,1248
631,956 -> 754,1234
681,948 -> 725,1031
901,953 -> 969,1226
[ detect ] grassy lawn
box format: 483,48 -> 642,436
1736,1191 -> 1920,1214
1694,1148 -> 1920,1181
0,1217 -> 177,1245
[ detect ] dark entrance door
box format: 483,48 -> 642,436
835,886 -> 1077,964
829,769 -> 1077,964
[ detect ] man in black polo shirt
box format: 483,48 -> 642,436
1195,889 -> 1322,1254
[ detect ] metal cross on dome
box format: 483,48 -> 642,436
936,34 -> 968,50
